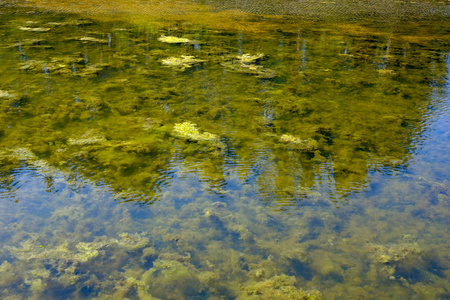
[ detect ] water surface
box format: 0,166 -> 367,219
0,2 -> 449,299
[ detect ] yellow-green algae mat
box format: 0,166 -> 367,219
0,2 -> 449,300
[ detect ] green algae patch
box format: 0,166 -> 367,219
19,57 -> 109,77
0,261 -> 16,287
279,134 -> 319,153
173,122 -> 218,142
239,275 -> 322,300
112,232 -> 150,251
236,53 -> 266,64
368,242 -> 424,265
0,90 -> 20,100
68,131 -> 107,146
78,36 -> 109,44
75,239 -> 109,262
18,26 -> 50,32
136,259 -> 204,299
173,121 -> 225,150
157,35 -> 196,44
221,53 -> 275,78
161,55 -> 206,71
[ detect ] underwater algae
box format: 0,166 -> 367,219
0,1 -> 450,299
1,162 -> 448,299
162,56 -> 206,71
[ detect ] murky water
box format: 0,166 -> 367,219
0,2 -> 449,299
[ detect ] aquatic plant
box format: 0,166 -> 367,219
161,55 -> 206,71
0,261 -> 17,287
0,90 -> 19,100
173,121 -> 225,150
67,131 -> 107,146
367,241 -> 426,281
221,53 -> 275,78
79,36 -> 109,43
238,275 -> 322,299
18,26 -> 50,32
136,259 -> 203,299
157,35 -> 194,44
19,56 -> 109,77
237,53 -> 265,64
112,232 -> 150,251
279,134 -> 318,152
369,242 -> 424,265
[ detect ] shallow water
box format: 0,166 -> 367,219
0,2 -> 449,299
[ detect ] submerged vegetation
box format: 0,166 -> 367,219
173,121 -> 224,150
162,56 -> 206,71
0,2 -> 449,299
1,164 -> 449,298
158,35 -> 197,44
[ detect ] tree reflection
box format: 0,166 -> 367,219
0,12 -> 448,207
